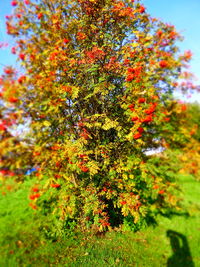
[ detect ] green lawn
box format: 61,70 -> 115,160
0,174 -> 199,266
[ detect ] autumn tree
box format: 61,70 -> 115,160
0,67 -> 34,178
0,0 -> 196,232
174,103 -> 200,180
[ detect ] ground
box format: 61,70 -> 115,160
0,174 -> 199,266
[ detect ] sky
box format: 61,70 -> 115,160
0,1 -> 18,69
0,0 -> 200,102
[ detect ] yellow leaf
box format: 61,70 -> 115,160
102,118 -> 119,130
43,121 -> 51,127
131,42 -> 139,48
88,161 -> 99,175
122,173 -> 128,180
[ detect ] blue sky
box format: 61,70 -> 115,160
0,0 -> 200,101
0,1 -> 18,69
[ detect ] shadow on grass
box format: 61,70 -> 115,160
167,230 -> 195,267
159,210 -> 190,219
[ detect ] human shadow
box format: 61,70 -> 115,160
167,230 -> 195,267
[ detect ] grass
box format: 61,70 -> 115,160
0,174 -> 200,266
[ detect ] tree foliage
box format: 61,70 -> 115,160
176,103 -> 200,180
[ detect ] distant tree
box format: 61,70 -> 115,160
0,69 -> 33,176
176,103 -> 200,180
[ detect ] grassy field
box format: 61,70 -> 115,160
0,174 -> 199,266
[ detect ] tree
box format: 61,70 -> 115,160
0,68 -> 33,177
176,103 -> 200,180
1,0 -> 196,232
